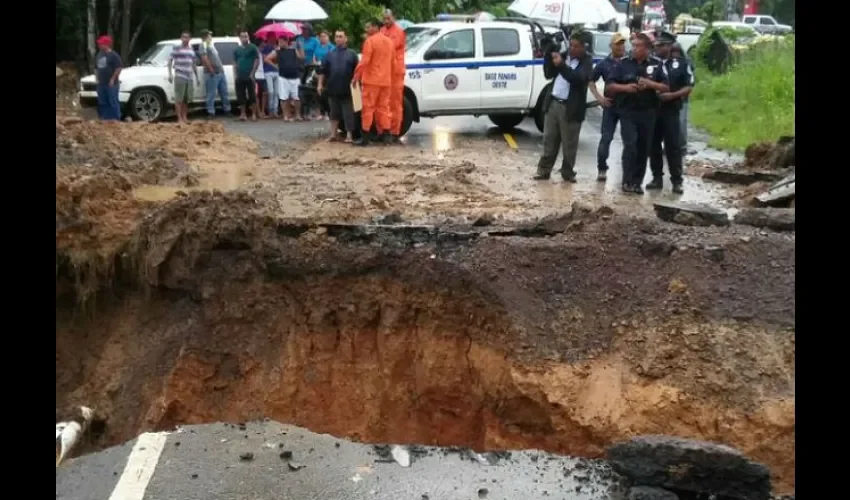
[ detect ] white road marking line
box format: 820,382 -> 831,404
108,432 -> 169,500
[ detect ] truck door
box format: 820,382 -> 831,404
192,44 -> 206,102
479,27 -> 533,110
418,28 -> 480,111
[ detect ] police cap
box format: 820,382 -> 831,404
655,31 -> 677,45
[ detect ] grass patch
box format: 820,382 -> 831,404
690,38 -> 795,151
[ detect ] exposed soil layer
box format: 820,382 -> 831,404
56,191 -> 795,495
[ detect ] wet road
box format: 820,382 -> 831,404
224,108 -> 744,215
56,422 -> 624,500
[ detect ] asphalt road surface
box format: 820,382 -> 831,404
223,108 -> 742,210
56,422 -> 625,500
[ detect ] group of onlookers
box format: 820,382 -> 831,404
258,24 -> 335,121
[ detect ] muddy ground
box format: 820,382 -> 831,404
55,119 -> 795,495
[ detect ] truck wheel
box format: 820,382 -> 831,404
401,95 -> 414,136
488,114 -> 525,131
129,88 -> 166,122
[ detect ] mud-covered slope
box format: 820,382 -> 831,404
56,192 -> 795,495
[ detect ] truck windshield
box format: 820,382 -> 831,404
406,28 -> 440,54
137,43 -> 173,66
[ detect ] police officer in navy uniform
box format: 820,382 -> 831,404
589,32 -> 628,182
607,32 -> 669,194
646,31 -> 695,194
670,42 -> 695,158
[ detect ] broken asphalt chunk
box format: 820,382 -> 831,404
734,208 -> 795,232
755,173 -> 795,206
702,168 -> 785,185
653,201 -> 729,227
238,452 -> 254,461
606,435 -> 771,500
287,462 -> 305,471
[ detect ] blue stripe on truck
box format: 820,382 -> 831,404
405,57 -> 602,70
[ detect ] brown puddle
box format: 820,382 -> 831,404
134,162 -> 254,201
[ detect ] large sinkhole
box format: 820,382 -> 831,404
55,217 -> 795,494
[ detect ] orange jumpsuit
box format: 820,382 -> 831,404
380,23 -> 406,136
353,32 -> 394,134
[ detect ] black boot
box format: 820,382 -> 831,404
533,172 -> 551,181
645,178 -> 663,190
672,182 -> 684,194
353,134 -> 370,146
597,169 -> 608,182
381,131 -> 393,145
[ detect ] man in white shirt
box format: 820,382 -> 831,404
534,32 -> 594,182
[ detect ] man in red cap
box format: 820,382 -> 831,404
94,35 -> 123,120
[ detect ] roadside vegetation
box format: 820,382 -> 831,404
689,29 -> 795,151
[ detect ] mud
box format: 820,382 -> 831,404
55,121 -> 794,496
56,188 -> 794,494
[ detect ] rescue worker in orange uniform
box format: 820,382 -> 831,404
352,19 -> 394,146
380,9 -> 406,143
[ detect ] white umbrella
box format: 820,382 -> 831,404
265,0 -> 328,21
507,0 -> 618,26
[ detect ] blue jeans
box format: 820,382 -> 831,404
596,106 -> 619,171
96,83 -> 121,121
264,74 -> 279,115
205,72 -> 231,115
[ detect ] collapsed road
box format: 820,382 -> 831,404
55,118 -> 795,498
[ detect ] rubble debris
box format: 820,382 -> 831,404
627,486 -> 680,500
755,173 -> 795,207
703,168 -> 786,185
391,445 -> 411,467
238,452 -> 254,461
607,435 -> 772,500
653,201 -> 730,227
734,208 -> 795,232
472,212 -> 495,227
743,138 -> 795,171
373,211 -> 404,225
287,462 -> 305,471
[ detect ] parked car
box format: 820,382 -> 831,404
741,15 -> 792,35
712,21 -> 759,36
78,36 -> 241,121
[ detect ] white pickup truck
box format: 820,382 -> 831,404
399,18 -> 603,136
78,36 -> 242,121
741,15 -> 793,35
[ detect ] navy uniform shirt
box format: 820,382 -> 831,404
610,55 -> 668,111
320,47 -> 359,99
591,55 -> 624,96
659,56 -> 695,112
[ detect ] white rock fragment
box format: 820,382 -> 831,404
390,445 -> 411,467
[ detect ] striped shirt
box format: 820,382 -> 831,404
170,45 -> 196,81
